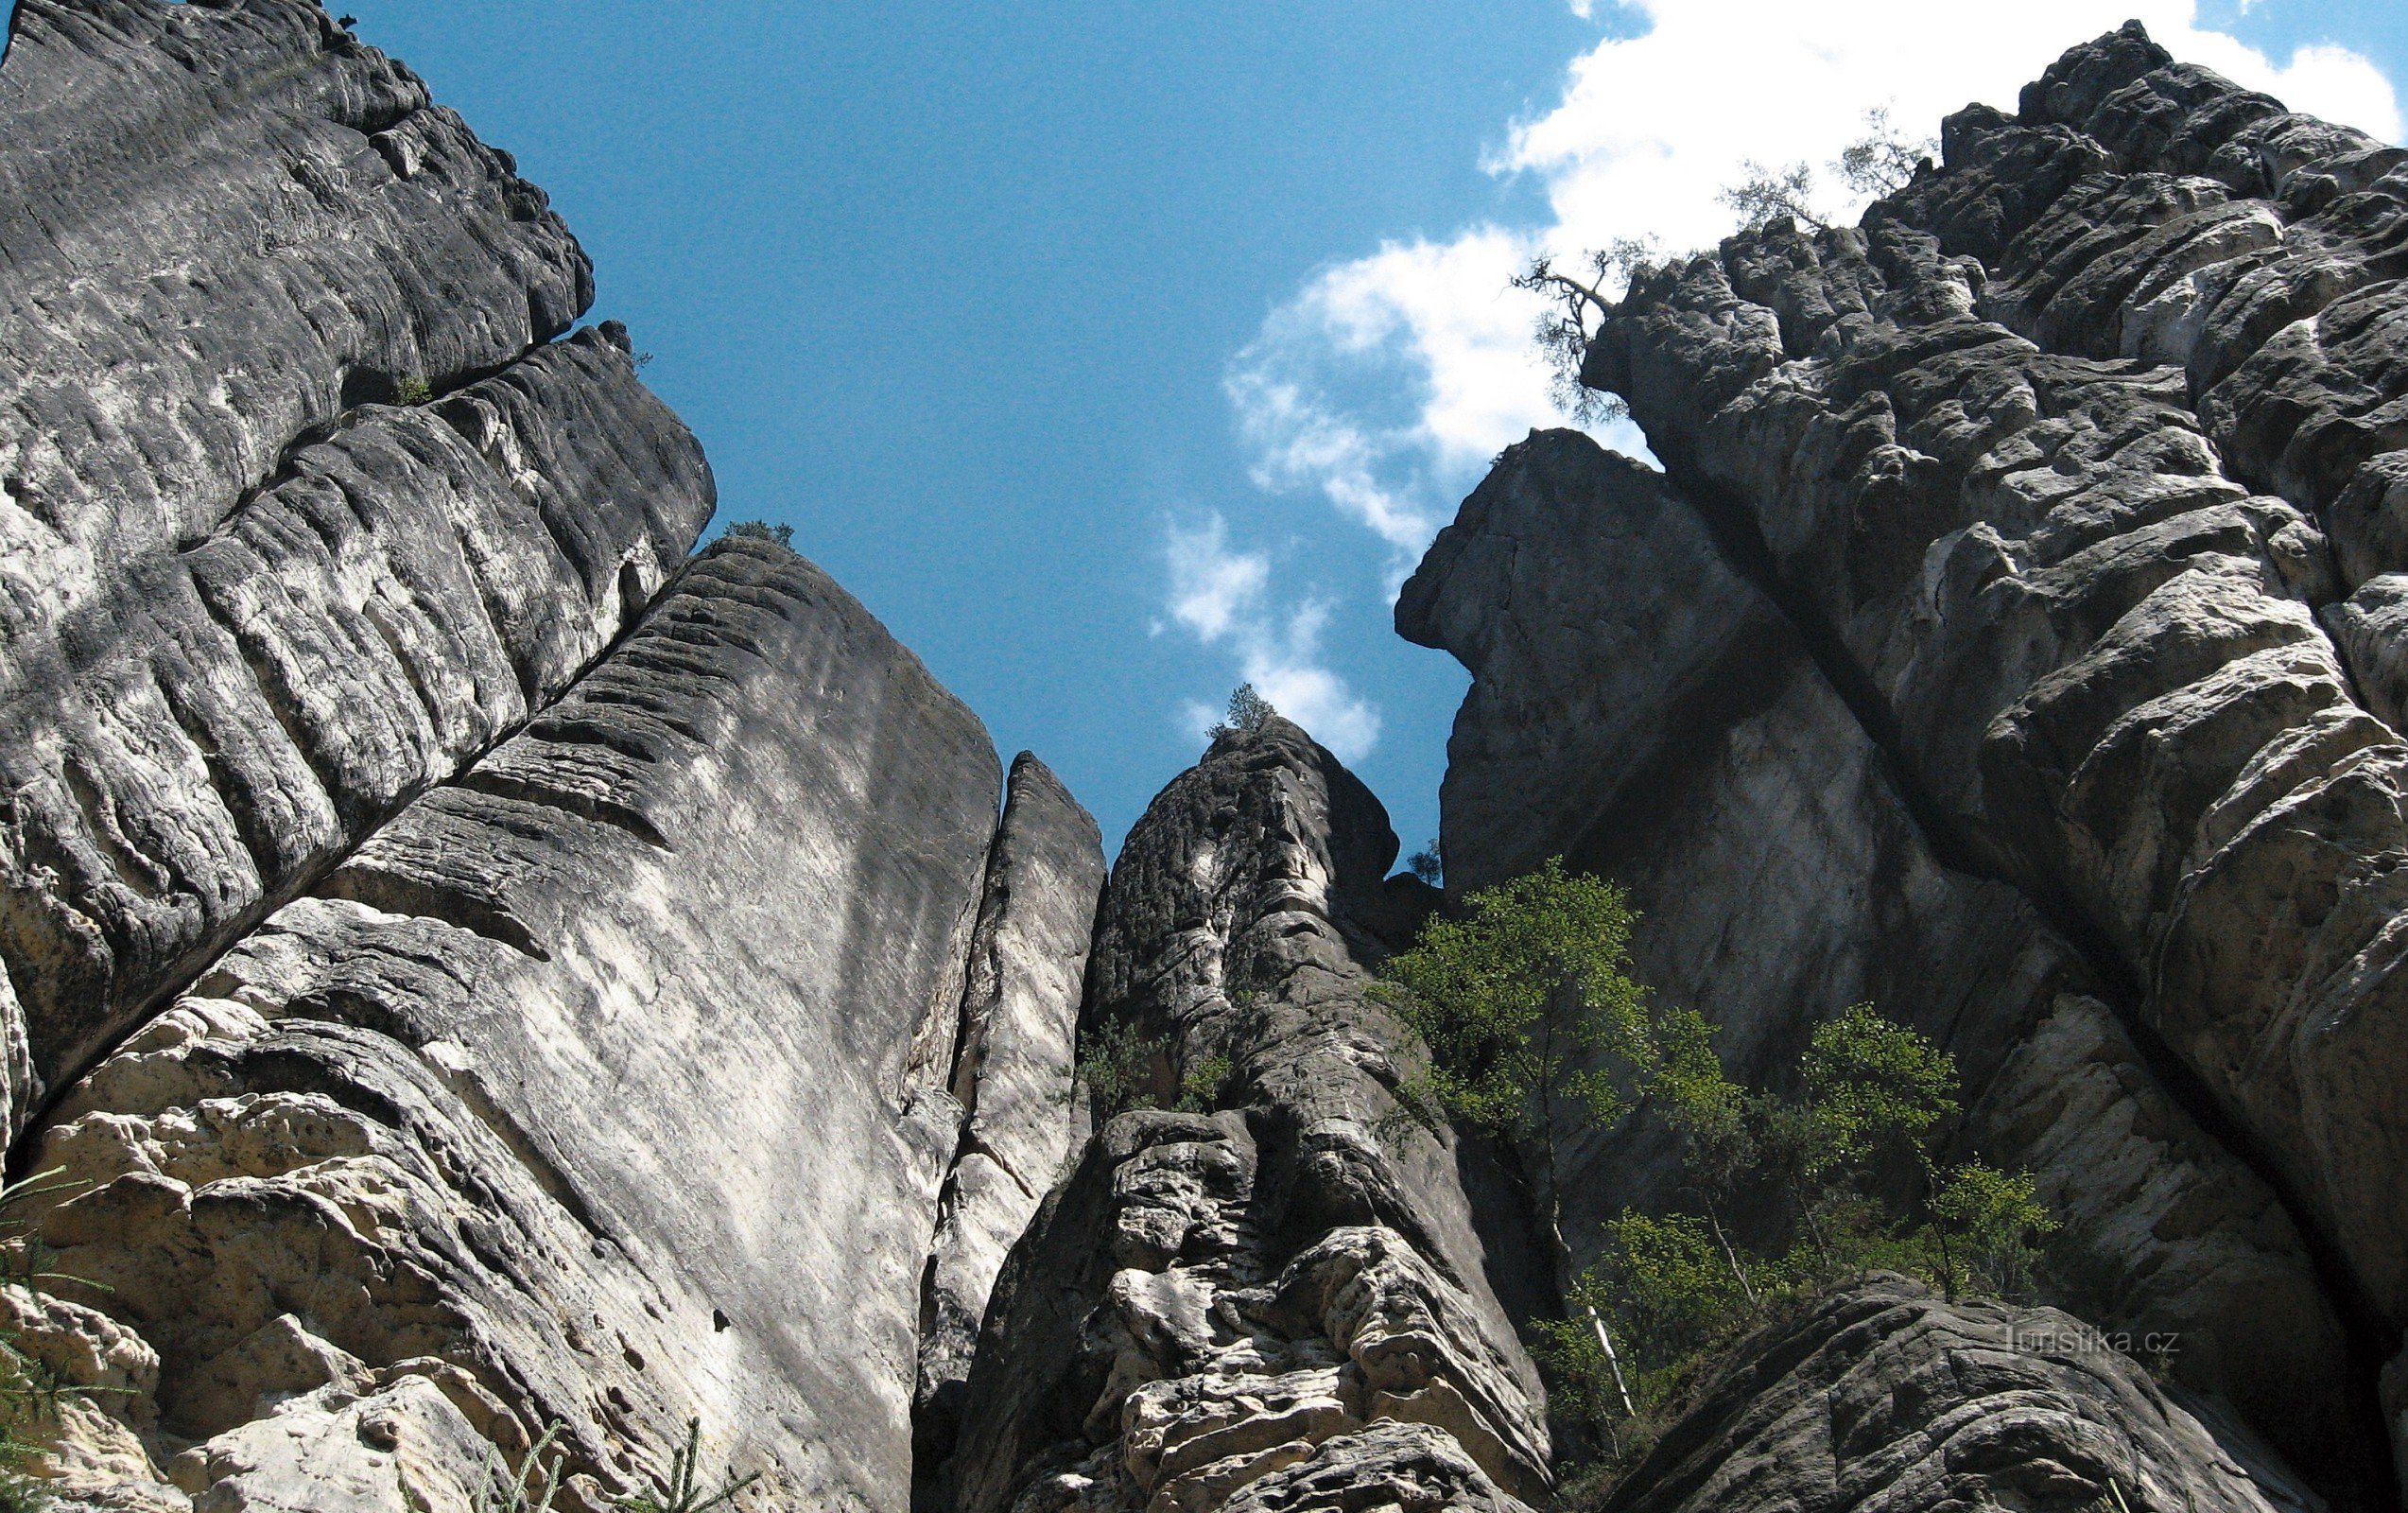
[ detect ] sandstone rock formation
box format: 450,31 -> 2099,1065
0,0 -> 713,1139
4,4 -> 2399,1512
1603,1278 -> 2325,1513
940,720 -> 1550,1513
1396,430 -> 2353,1472
21,537 -> 1009,1510
916,755 -> 1109,1478
1580,27 -> 2408,1383
1354,21 -> 2408,1500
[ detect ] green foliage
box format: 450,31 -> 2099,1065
1834,107 -> 1935,199
615,1418 -> 761,1513
394,374 -> 433,406
1381,858 -> 1652,1142
1802,1003 -> 1959,1164
1926,1160 -> 2055,1303
1175,1053 -> 1234,1114
476,1422 -> 567,1513
723,520 -> 795,548
1406,840 -> 1443,887
1074,1018 -> 1166,1119
1208,683 -> 1276,740
0,1167 -> 119,1511
1718,160 -> 1825,232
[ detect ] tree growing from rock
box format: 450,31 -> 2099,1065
1382,861 -> 2055,1473
1209,682 -> 1276,739
1528,108 -> 1937,425
1379,857 -> 1657,1416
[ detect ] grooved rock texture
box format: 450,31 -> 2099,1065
942,720 -> 1550,1513
916,754 -> 1108,1477
1396,429 -> 2350,1469
0,0 -> 713,1138
17,539 -> 1006,1513
1604,1278 -> 2324,1513
1578,21 -> 2408,1476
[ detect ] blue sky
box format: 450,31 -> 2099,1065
11,2 -> 2404,852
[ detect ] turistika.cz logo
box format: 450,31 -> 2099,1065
2003,1322 -> 2179,1359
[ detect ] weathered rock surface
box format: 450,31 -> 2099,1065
1396,428 -> 2352,1470
1576,29 -> 2408,1485
1603,1278 -> 2324,1513
0,0 -> 714,1138
916,754 -> 1108,1476
17,538 -> 1006,1512
942,720 -> 1550,1513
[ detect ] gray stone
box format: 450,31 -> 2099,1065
942,720 -> 1548,1513
20,539 -> 1005,1513
1605,1278 -> 2324,1513
1585,33 -> 2408,1373
916,754 -> 1108,1475
0,331 -> 712,1137
1395,428 -> 2351,1469
0,0 -> 715,1135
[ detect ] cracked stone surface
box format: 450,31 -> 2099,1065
1607,1278 -> 2325,1513
18,540 -> 1005,1513
915,753 -> 1109,1479
1576,24 -> 2408,1486
1397,429 -> 2351,1474
0,0 -> 713,1138
941,720 -> 1550,1513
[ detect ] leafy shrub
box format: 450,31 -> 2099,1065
1381,861 -> 2058,1480
723,520 -> 794,548
394,374 -> 433,406
1406,841 -> 1442,887
1073,1019 -> 1167,1118
1175,1053 -> 1234,1113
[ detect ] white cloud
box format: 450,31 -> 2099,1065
1226,0 -> 2403,572
1165,516 -> 1381,761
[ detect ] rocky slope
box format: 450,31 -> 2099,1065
1602,1278 -> 2325,1513
1,5 -> 2396,1512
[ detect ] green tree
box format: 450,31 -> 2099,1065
1649,1009 -> 1758,1302
1072,1018 -> 1166,1119
1381,857 -> 1656,1414
1175,1053 -> 1233,1113
1926,1160 -> 2055,1303
1209,683 -> 1275,739
723,520 -> 794,548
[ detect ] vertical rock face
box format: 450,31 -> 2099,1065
943,720 -> 1550,1513
0,0 -> 715,1136
1604,1278 -> 2325,1513
916,754 -> 1108,1476
1549,22 -> 2408,1489
1395,430 -> 2351,1471
20,538 -> 1007,1512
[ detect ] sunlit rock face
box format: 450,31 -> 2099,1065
940,719 -> 1551,1513
18,539 -> 1012,1510
0,0 -> 715,1138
